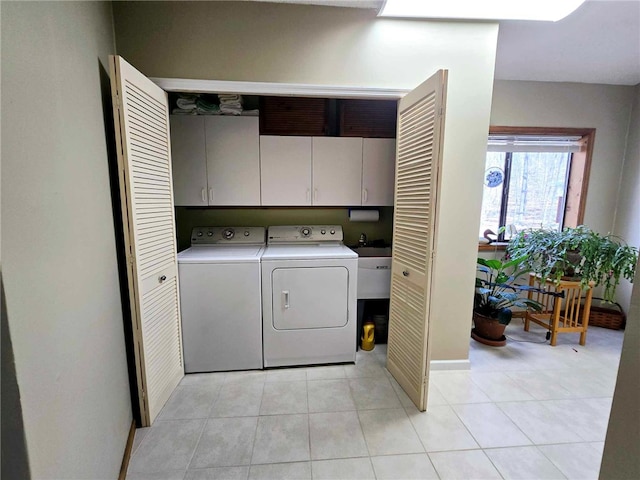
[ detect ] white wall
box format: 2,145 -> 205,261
613,85 -> 640,313
600,256 -> 640,478
491,80 -> 638,310
1,2 -> 132,478
113,2 -> 499,362
491,81 -> 635,234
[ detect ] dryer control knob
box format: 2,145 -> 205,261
223,228 -> 235,240
321,229 -> 326,235
300,227 -> 311,237
244,230 -> 250,236
330,229 -> 336,235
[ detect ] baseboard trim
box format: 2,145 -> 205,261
119,420 -> 136,480
430,359 -> 471,371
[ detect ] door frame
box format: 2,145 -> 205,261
152,77 -> 409,100
152,76 -> 442,397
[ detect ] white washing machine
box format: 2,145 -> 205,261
262,225 -> 358,367
178,226 -> 265,373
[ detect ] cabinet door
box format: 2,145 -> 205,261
362,138 -> 396,206
205,116 -> 260,205
170,116 -> 208,206
260,136 -> 312,205
312,137 -> 363,206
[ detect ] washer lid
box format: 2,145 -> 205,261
177,245 -> 265,264
261,244 -> 357,261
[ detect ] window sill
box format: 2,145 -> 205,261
478,242 -> 508,252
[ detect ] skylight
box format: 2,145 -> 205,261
378,0 -> 586,21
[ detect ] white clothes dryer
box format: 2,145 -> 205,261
178,227 -> 265,373
262,225 -> 358,367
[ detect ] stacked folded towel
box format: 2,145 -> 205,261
172,93 -> 255,116
218,94 -> 243,115
172,94 -> 199,114
196,97 -> 220,115
172,94 -> 222,115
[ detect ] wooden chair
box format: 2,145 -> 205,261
525,274 -> 594,346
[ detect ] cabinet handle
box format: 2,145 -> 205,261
201,188 -> 207,203
363,188 -> 368,204
208,188 -> 214,204
283,291 -> 290,309
159,275 -> 167,283
314,189 -> 318,202
306,188 -> 311,203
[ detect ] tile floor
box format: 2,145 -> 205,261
127,320 -> 624,479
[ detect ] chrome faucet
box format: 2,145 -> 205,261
358,233 -> 367,247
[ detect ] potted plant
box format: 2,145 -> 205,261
473,256 -> 544,346
507,226 -> 638,302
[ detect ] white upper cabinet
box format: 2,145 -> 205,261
205,116 -> 260,206
362,138 -> 396,206
170,116 -> 208,206
260,136 -> 312,206
312,137 -> 363,206
171,116 -> 395,207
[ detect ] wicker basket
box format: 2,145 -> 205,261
587,301 -> 626,330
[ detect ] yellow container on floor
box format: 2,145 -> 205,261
361,322 -> 375,351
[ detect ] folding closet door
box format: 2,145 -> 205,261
109,55 -> 183,426
387,70 -> 448,411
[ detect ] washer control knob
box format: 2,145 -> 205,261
244,230 -> 250,237
207,231 -> 214,237
321,229 -> 326,235
197,231 -> 203,237
223,228 -> 235,240
300,227 -> 311,237
330,229 -> 336,235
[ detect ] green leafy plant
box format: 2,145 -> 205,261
475,256 -> 544,325
507,226 -> 638,302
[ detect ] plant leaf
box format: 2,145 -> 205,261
497,308 -> 512,325
483,259 -> 502,270
501,255 -> 528,270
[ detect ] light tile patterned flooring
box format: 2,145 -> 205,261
127,321 -> 623,479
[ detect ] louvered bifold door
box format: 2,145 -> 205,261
387,70 -> 448,411
110,56 -> 184,426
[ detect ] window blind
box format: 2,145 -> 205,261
487,134 -> 584,153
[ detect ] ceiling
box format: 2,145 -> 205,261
249,0 -> 640,86
496,0 -> 640,85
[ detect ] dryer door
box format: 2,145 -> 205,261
272,266 -> 349,330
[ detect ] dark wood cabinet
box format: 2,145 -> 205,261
339,99 -> 397,138
259,96 -> 329,136
259,96 -> 397,138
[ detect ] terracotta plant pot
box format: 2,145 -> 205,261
472,312 -> 507,346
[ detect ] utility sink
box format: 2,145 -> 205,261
350,246 -> 392,257
350,247 -> 392,299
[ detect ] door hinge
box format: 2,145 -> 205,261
127,252 -> 135,265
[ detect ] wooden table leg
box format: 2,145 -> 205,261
580,286 -> 594,346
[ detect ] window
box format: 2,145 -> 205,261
479,127 -> 595,242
